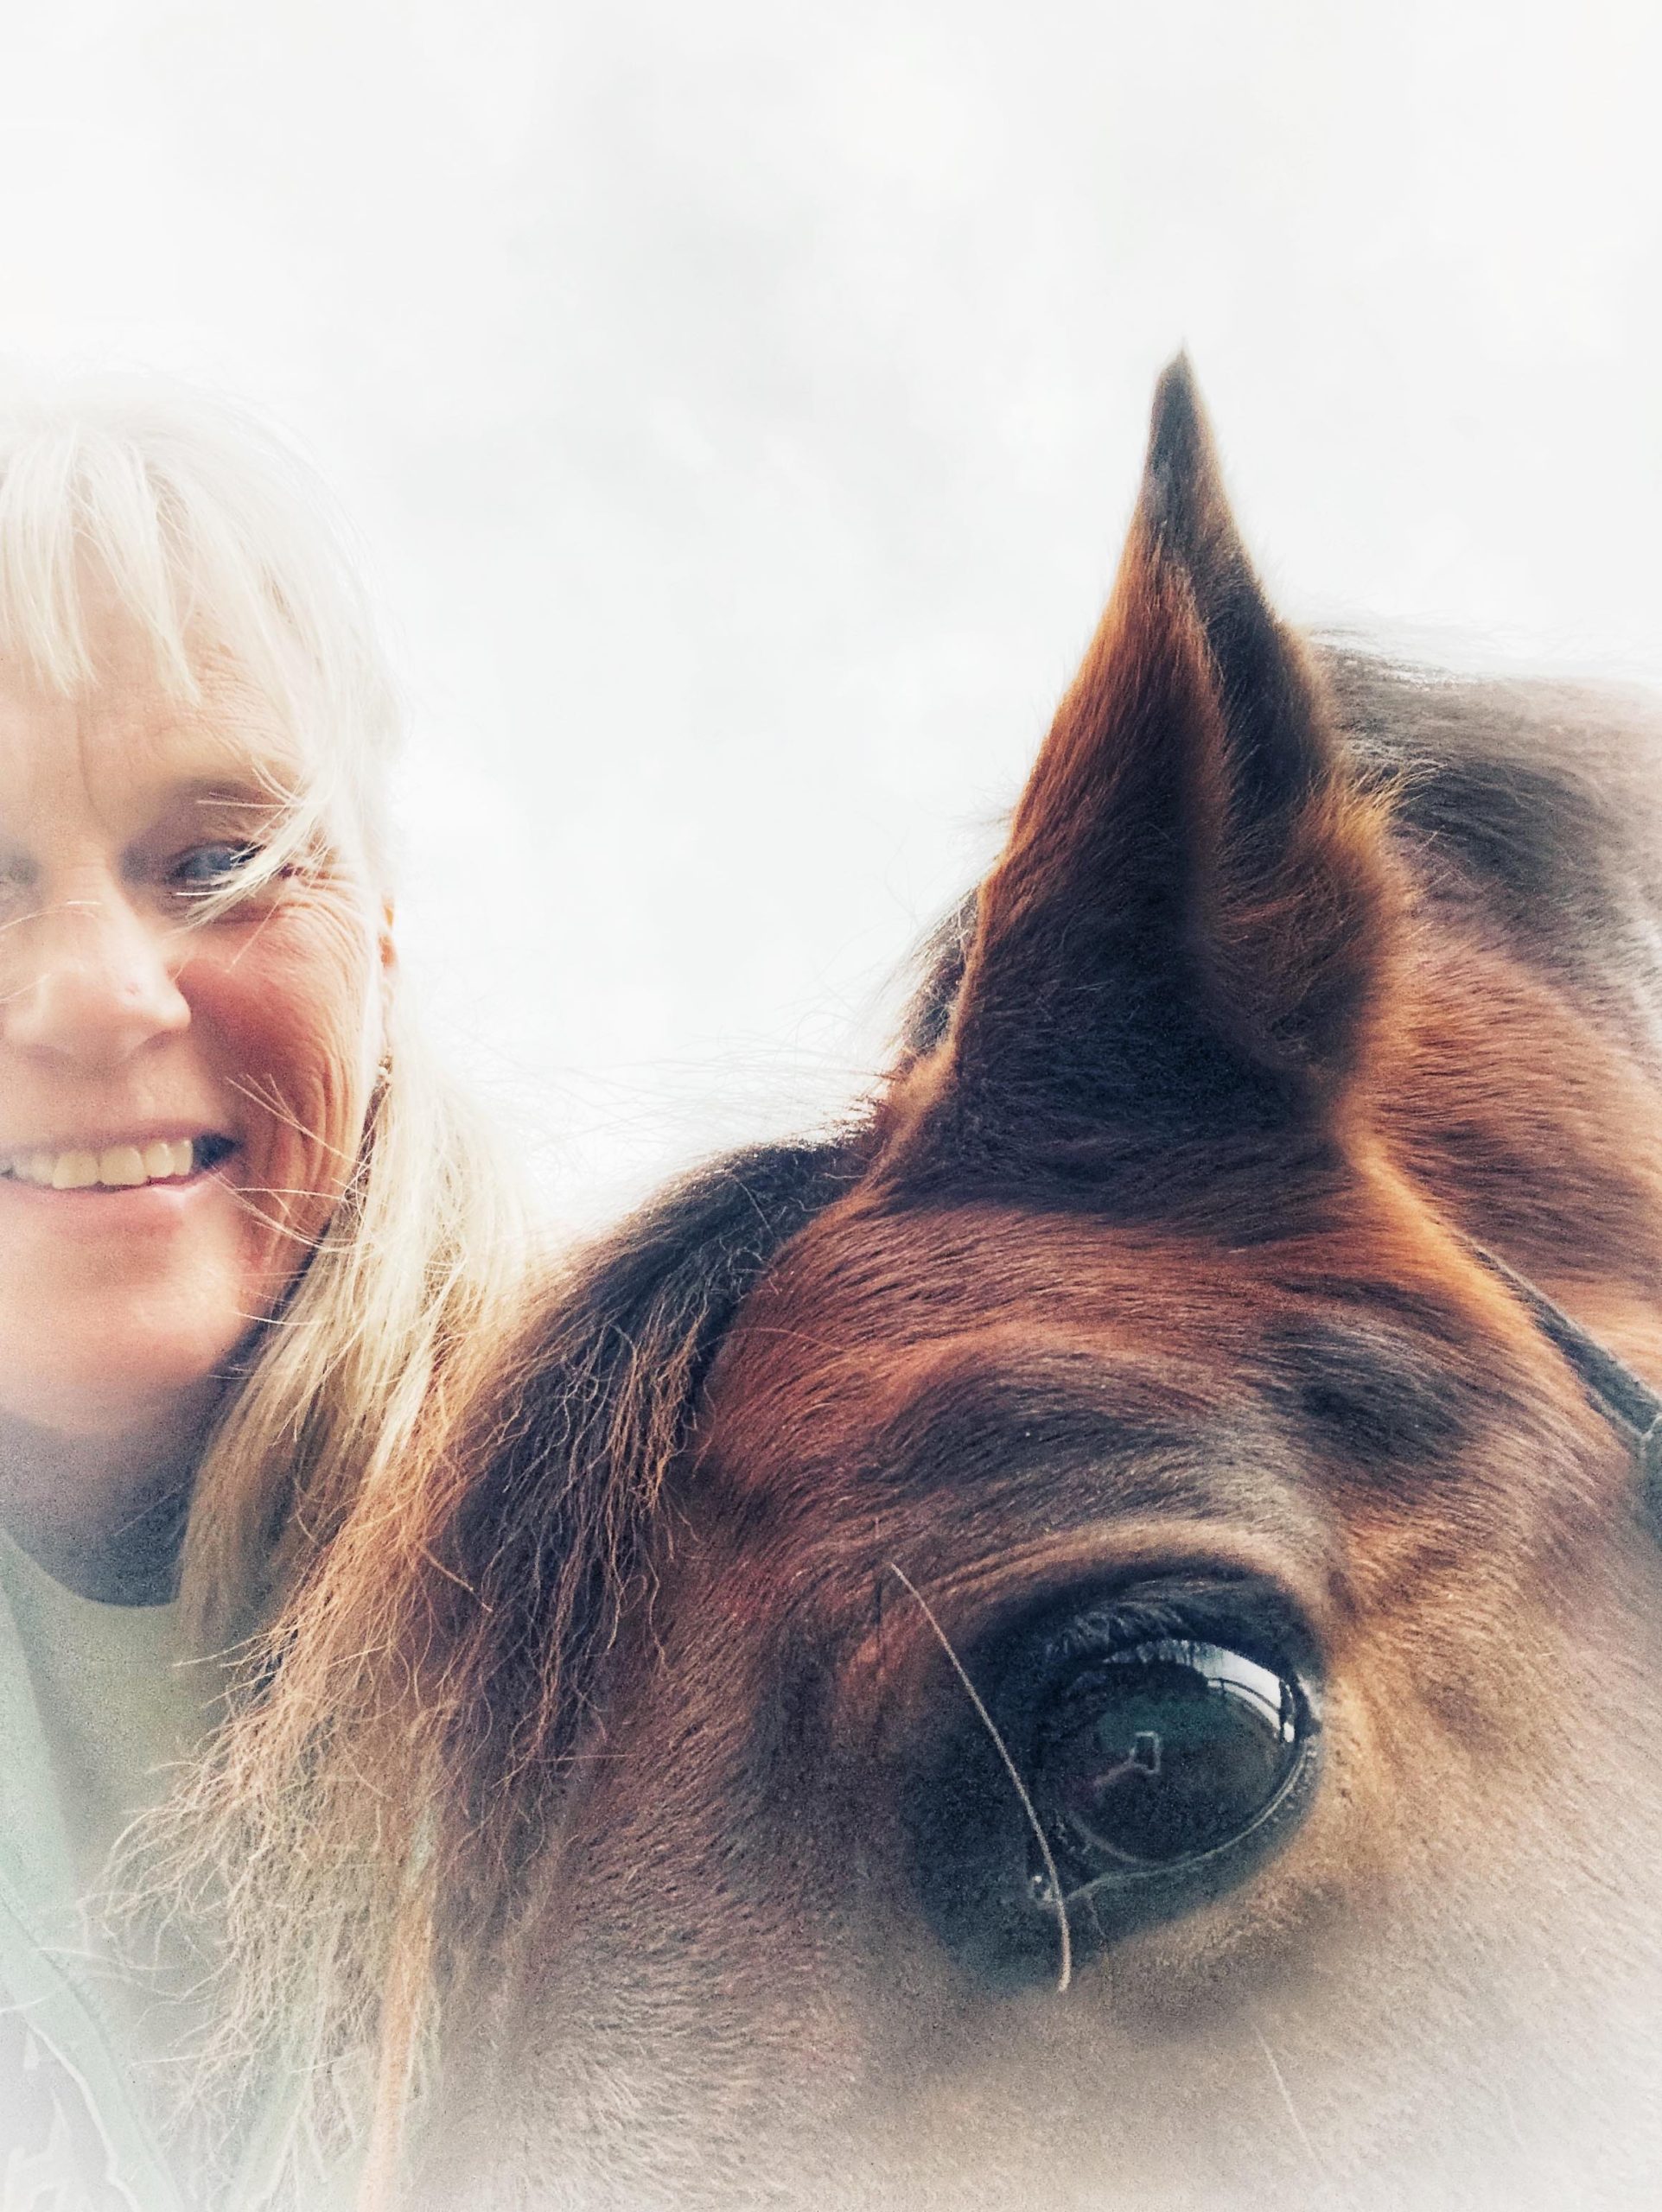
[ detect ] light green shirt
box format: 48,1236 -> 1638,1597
0,1531 -> 369,2211
0,1529 -> 215,2210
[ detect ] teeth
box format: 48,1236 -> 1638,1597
5,1139 -> 213,1190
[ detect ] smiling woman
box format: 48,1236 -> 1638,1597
0,389 -> 530,2208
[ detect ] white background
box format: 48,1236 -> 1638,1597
3,1 -> 1659,1227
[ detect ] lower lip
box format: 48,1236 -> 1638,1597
0,1167 -> 234,1232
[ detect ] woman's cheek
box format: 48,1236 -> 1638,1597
182,890 -> 383,1292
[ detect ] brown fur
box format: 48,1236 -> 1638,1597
226,363 -> 1662,2209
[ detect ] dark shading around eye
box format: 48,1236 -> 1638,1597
1270,1317 -> 1472,1471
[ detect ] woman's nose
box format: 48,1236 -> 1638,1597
3,893 -> 191,1066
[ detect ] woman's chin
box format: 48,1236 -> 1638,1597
0,1306 -> 257,1441
0,1180 -> 294,1436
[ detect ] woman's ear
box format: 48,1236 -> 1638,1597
368,896 -> 398,1077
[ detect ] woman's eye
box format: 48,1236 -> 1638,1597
170,842 -> 263,894
1034,1638 -> 1309,1883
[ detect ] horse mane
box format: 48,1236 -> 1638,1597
418,1135 -> 867,1893
133,1137 -> 863,2188
1321,646 -> 1662,982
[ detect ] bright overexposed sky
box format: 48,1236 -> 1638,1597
3,1 -> 1659,1225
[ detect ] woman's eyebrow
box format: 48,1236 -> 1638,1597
149,773 -> 296,819
0,774 -> 284,844
117,778 -> 299,857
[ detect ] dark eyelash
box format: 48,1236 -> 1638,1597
1035,1580 -> 1315,1685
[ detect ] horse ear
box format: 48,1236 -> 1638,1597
895,357 -> 1398,1199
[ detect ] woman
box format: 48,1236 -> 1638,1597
0,386 -> 527,2209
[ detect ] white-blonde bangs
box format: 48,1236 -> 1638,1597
0,383 -> 398,866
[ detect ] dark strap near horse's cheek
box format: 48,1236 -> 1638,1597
1469,1241 -> 1662,1531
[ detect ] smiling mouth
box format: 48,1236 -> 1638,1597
0,1135 -> 238,1191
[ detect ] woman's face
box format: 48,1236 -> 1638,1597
0,607 -> 387,1446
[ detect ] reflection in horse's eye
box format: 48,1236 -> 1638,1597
913,1592 -> 1324,1984
1035,1639 -> 1310,1881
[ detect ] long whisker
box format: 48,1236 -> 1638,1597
218,894 -> 290,973
233,1182 -> 342,1200
0,896 -> 137,943
1248,2014 -> 1335,2197
887,1561 -> 1072,1994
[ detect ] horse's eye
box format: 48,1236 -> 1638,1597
907,1585 -> 1323,1986
1034,1638 -> 1307,1880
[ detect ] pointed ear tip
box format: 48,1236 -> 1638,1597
1155,349 -> 1198,402
1146,353 -> 1211,474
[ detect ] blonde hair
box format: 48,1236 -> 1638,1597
0,387 -> 377,890
0,382 -> 534,2188
0,378 -> 527,1629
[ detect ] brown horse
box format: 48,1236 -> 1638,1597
283,362 -> 1662,2209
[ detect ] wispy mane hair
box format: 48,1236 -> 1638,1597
139,1138 -> 856,2194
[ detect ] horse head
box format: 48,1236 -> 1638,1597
416,363 -> 1662,2209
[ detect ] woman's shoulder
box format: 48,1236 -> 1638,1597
0,1535 -> 202,2212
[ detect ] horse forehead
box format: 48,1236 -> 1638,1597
718,1191 -> 1476,1389
737,1198 -> 1265,1349
704,1195 -> 1500,1522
